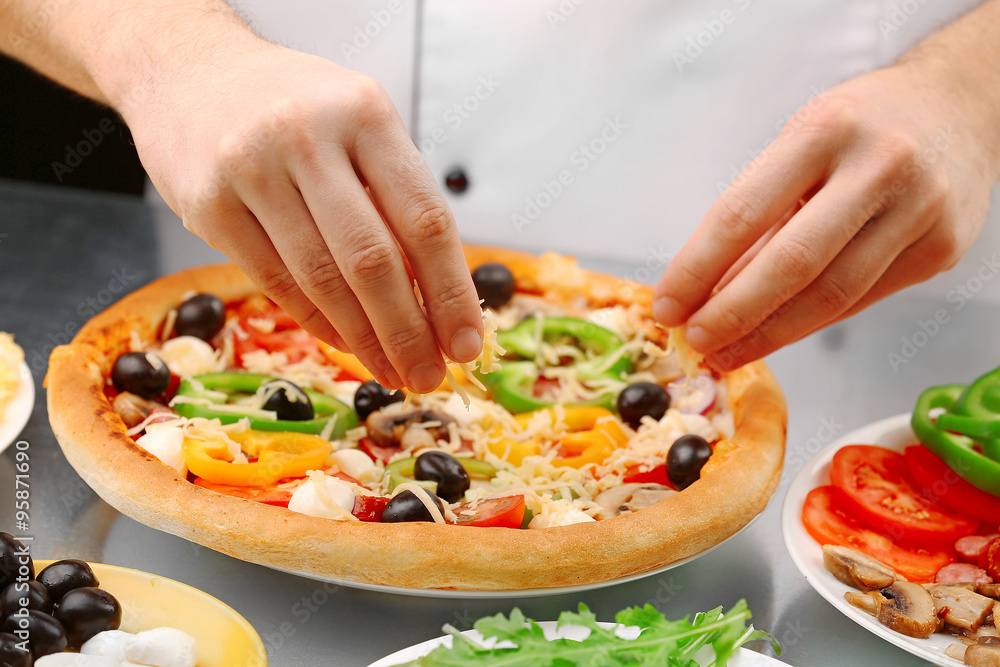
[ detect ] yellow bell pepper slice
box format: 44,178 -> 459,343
487,436 -> 542,467
318,342 -> 375,382
184,430 -> 332,487
514,406 -> 614,432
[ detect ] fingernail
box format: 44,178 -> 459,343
408,362 -> 442,394
685,326 -> 716,353
652,297 -> 684,326
450,327 -> 483,362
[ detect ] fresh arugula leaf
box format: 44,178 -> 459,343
398,600 -> 775,667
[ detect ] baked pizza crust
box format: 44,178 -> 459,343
46,245 -> 786,590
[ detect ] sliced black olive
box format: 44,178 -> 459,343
52,587 -> 122,649
260,380 -> 314,421
111,352 -> 171,400
0,533 -> 32,591
353,380 -> 404,422
414,451 -> 470,503
0,632 -> 31,667
666,434 -> 713,491
1,580 -> 52,621
1,610 -> 67,659
472,263 -> 515,310
35,560 -> 99,602
617,382 -> 671,429
174,293 -> 226,340
381,490 -> 444,523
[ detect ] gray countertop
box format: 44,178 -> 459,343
2,177 -> 999,666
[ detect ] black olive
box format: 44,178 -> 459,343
1,610 -> 67,659
35,560 -> 99,603
471,263 -> 515,310
381,490 -> 444,523
617,382 -> 671,429
260,380 -> 314,421
666,434 -> 713,491
0,632 -> 31,667
1,580 -> 52,621
414,451 -> 470,503
174,293 -> 226,340
110,352 -> 171,400
353,380 -> 404,421
52,587 -> 122,649
0,533 -> 32,592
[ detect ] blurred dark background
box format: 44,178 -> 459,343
1,54 -> 146,195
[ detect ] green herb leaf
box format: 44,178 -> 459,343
398,600 -> 774,667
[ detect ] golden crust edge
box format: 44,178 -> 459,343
46,250 -> 786,590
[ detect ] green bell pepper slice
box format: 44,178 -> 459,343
954,365 -> 1000,461
483,317 -> 633,414
385,456 -> 497,493
173,372 -> 358,439
911,384 -> 1000,496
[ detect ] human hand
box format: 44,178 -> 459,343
652,57 -> 1000,370
119,38 -> 483,393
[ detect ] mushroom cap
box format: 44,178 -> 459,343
823,545 -> 896,590
874,581 -> 938,639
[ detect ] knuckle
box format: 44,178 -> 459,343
344,75 -> 395,130
712,300 -> 755,339
715,189 -> 767,241
810,277 -> 855,316
427,278 -> 476,315
382,322 -> 429,355
343,241 -> 397,284
407,199 -> 455,247
772,236 -> 821,283
790,95 -> 860,143
297,259 -> 346,300
256,269 -> 301,304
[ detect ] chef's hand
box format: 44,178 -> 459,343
653,22 -> 1000,370
120,39 -> 483,393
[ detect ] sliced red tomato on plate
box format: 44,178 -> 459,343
904,444 -> 1000,525
450,496 -> 526,528
830,444 -> 977,547
352,495 -> 390,522
193,478 -> 293,508
802,485 -> 954,582
623,464 -> 672,487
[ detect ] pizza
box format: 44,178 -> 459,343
45,245 -> 786,590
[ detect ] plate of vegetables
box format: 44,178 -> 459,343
367,600 -> 783,666
781,365 -> 1000,666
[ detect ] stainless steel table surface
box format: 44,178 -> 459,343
3,177 -> 999,666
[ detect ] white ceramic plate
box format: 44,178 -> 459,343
0,361 -> 34,455
367,620 -> 788,666
273,513 -> 759,599
780,412 -> 966,667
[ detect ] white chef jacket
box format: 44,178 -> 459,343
161,0 -> 996,300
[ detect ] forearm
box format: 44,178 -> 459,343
0,0 -> 256,111
898,0 -> 1000,179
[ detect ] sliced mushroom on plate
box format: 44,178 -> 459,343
963,643 -> 1000,667
822,545 -> 897,590
923,584 -> 995,632
594,483 -> 676,519
874,581 -> 939,639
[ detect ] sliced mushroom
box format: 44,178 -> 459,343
924,585 -> 995,631
365,405 -> 456,448
113,391 -> 159,428
874,581 -> 938,639
965,644 -> 1000,667
594,483 -> 675,519
947,643 -> 969,663
957,623 -> 1000,643
844,590 -> 882,616
823,545 -> 896,590
979,583 -> 1000,599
